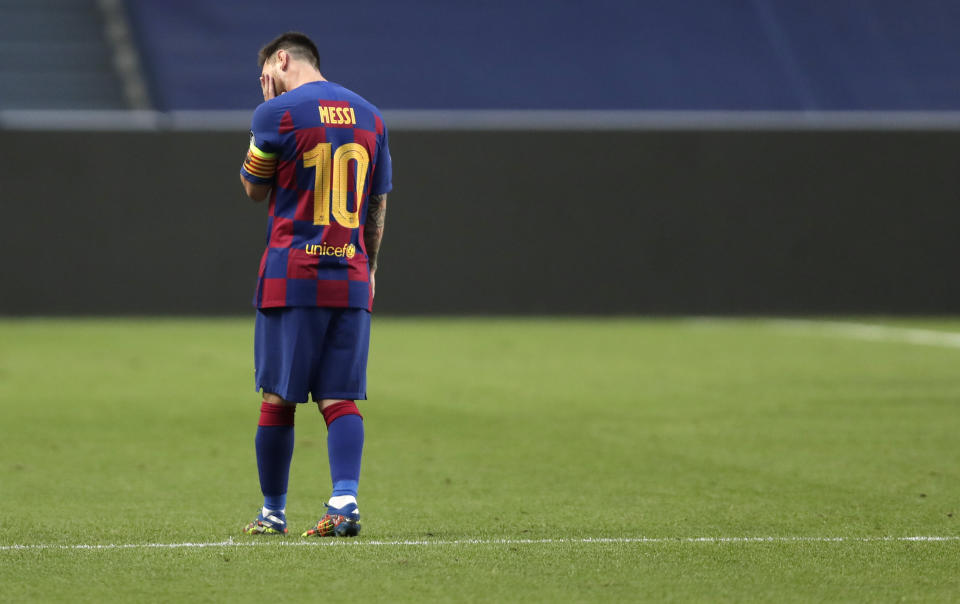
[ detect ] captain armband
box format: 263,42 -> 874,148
242,141 -> 278,180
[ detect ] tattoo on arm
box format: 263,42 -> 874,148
364,193 -> 387,272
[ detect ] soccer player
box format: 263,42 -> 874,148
238,32 -> 391,537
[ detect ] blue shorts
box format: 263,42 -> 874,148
254,307 -> 371,403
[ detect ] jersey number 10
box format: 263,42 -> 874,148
302,142 -> 370,228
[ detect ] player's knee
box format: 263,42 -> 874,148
318,399 -> 362,427
263,391 -> 295,406
318,398 -> 348,410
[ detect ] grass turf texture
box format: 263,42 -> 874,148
1,317 -> 959,602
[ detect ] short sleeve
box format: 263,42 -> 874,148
240,102 -> 281,185
370,126 -> 392,195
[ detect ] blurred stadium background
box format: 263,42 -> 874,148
3,0 -> 960,315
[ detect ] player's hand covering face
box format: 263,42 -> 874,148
260,71 -> 278,101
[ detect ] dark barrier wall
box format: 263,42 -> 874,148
2,129 -> 960,315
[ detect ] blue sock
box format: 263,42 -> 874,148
322,403 -> 364,499
255,402 -> 296,511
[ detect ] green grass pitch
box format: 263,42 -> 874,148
2,317 -> 959,602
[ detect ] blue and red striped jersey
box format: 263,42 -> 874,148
241,80 -> 392,310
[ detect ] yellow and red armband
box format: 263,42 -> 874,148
241,141 -> 278,184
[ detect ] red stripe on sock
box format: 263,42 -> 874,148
321,400 -> 362,427
258,401 -> 296,426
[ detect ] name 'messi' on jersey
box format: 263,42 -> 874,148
319,104 -> 357,126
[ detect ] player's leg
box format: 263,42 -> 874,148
259,394 -> 298,509
245,308 -> 316,535
324,397 -> 365,507
244,395 -> 296,534
303,308 -> 370,537
320,397 -> 364,511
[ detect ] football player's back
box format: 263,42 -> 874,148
243,76 -> 390,310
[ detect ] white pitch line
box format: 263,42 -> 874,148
766,319 -> 960,349
2,536 -> 959,552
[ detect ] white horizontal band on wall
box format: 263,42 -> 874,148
6,109 -> 960,132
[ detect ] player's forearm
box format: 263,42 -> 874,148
364,194 -> 387,272
240,175 -> 271,202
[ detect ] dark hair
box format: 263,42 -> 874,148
258,32 -> 321,70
